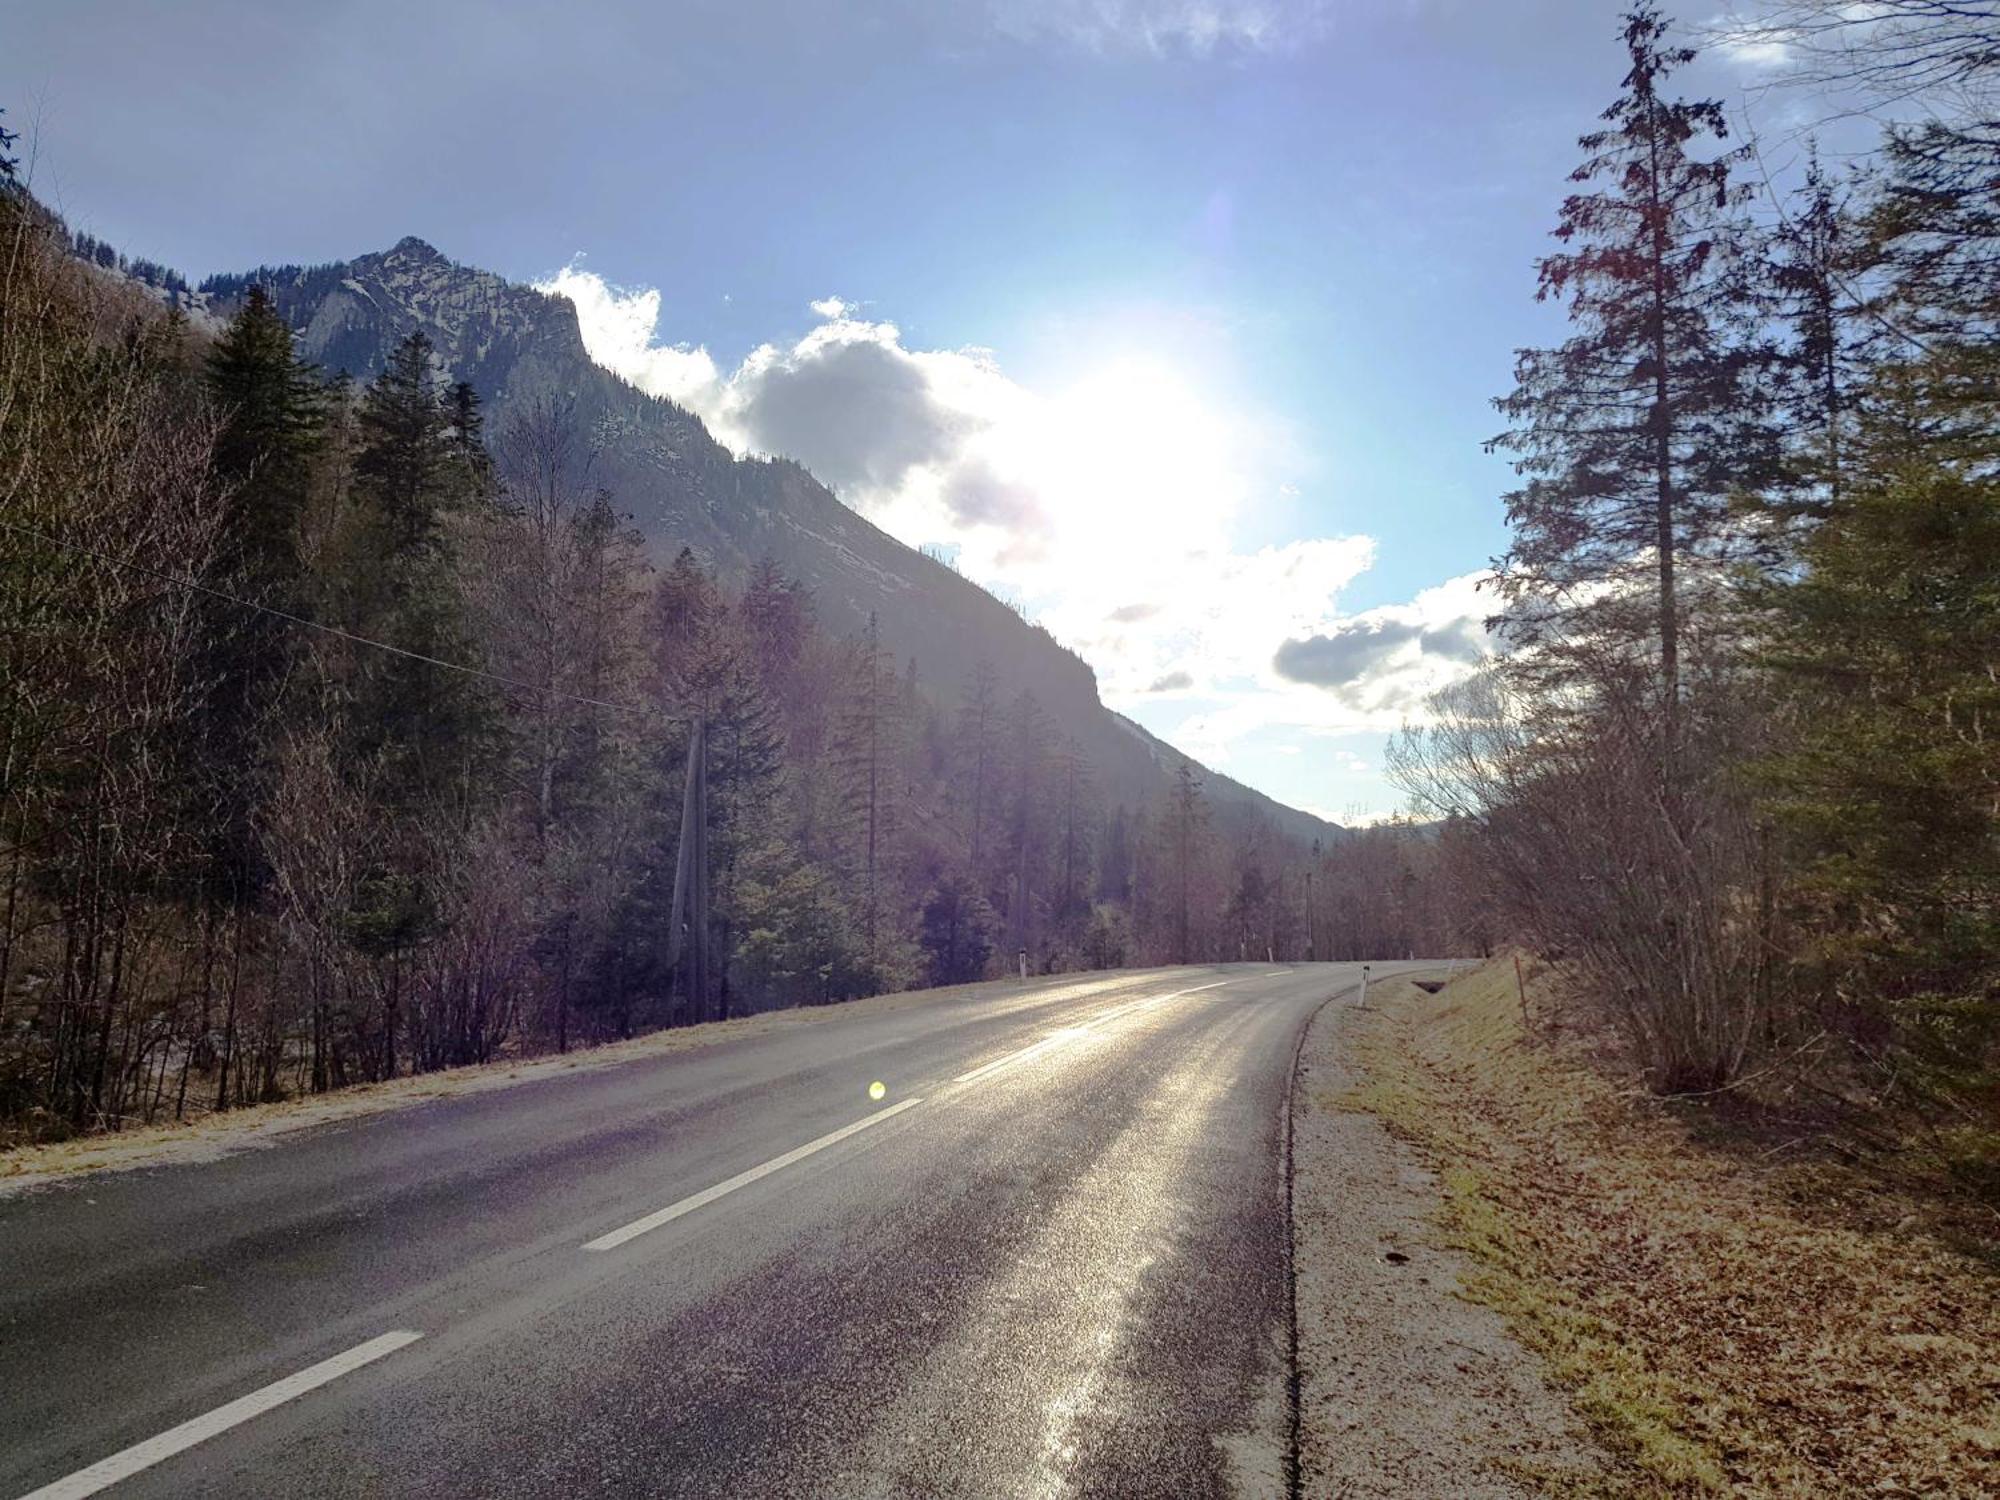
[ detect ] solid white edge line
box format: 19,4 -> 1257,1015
583,1096 -> 925,1252
15,1330 -> 424,1500
950,979 -> 1233,1084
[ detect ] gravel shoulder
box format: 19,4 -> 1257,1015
1293,981 -> 1607,1497
1326,959 -> 2000,1498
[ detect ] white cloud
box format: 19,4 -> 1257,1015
1707,9 -> 1799,70
808,295 -> 852,318
1270,569 -> 1501,722
1717,32 -> 1795,68
1155,568 -> 1501,778
538,263 -> 720,409
987,0 -> 1335,56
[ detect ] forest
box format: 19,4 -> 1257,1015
0,131 -> 1455,1140
1390,4 -> 1999,1196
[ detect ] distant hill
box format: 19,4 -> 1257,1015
184,235 -> 1341,846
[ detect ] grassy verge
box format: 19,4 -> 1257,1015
1348,960 -> 2000,1497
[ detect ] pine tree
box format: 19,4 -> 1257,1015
997,689 -> 1052,961
1051,736 -> 1097,944
336,337 -> 497,1072
1766,148 -> 1869,517
688,611 -> 786,1022
1098,805 -> 1134,906
1866,113 -> 2000,423
356,331 -> 452,553
741,554 -> 813,684
832,613 -> 904,968
955,659 -> 999,888
919,869 -> 998,985
1754,354 -> 2000,1121
196,286 -> 325,900
1490,7 -> 1776,731
656,545 -> 721,665
1166,761 -> 1207,964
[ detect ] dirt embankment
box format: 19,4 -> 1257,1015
1326,960 -> 2000,1498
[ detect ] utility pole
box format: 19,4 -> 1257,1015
668,716 -> 710,1025
1307,838 -> 1320,963
1305,866 -> 1315,962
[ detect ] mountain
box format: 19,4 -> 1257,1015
192,237 -> 1342,847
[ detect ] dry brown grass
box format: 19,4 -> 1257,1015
1347,960 -> 2000,1498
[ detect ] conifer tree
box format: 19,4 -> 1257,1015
1766,149 -> 1869,516
1098,805 -> 1134,906
955,659 -> 999,889
356,331 -> 453,553
1490,7 -> 1776,732
196,286 -> 325,900
1051,736 -> 1096,944
997,689 -> 1052,960
1754,355 -> 2000,1113
832,612 -> 905,969
1166,761 -> 1207,964
337,335 -> 496,1071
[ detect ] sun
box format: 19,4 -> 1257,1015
1037,357 -> 1241,556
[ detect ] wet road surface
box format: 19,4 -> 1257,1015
1,961 -> 1430,1499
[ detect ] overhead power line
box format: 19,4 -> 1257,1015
0,515 -> 644,715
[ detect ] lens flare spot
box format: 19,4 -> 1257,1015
868,1080 -> 887,1101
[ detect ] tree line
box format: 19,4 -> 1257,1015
0,141 -> 1458,1139
1389,4 -> 1998,1195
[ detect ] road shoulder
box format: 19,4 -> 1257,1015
1293,981 -> 1605,1497
1337,960 -> 2000,1497
0,970 -> 1157,1196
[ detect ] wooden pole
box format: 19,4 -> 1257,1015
668,717 -> 710,1024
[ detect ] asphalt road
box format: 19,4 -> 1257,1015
1,960 -> 1432,1499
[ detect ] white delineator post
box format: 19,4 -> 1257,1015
1358,963 -> 1370,1008
1018,949 -> 1027,981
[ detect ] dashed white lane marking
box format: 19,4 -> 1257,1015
16,1330 -> 424,1500
592,979 -> 1232,1249
583,1097 -> 925,1252
950,980 -> 1231,1085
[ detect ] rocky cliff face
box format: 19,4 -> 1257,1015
197,239 -> 1341,845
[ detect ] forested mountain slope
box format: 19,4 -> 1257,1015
196,236 -> 1340,847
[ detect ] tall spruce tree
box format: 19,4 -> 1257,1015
832,613 -> 903,968
342,333 -> 495,997
1165,761 -> 1208,965
955,659 -> 999,891
356,331 -> 454,553
1754,354 -> 2000,1120
1767,148 -> 1869,517
196,286 -> 325,899
1489,7 -> 1775,731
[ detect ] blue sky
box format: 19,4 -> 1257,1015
3,0 -> 1818,822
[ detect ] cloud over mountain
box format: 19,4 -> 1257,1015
541,262 -> 1492,785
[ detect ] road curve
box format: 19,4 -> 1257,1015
0,961 -> 1432,1499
